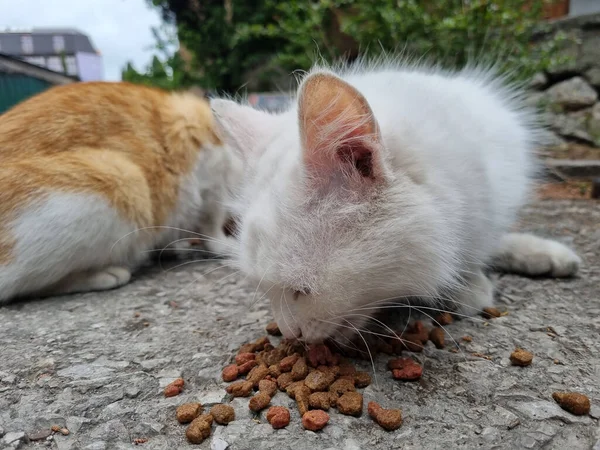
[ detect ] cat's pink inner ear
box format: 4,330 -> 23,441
298,72 -> 382,180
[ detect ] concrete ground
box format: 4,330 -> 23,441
0,198 -> 599,450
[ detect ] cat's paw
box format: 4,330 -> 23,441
88,266 -> 132,290
493,233 -> 581,278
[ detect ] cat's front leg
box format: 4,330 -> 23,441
42,266 -> 132,297
446,270 -> 494,316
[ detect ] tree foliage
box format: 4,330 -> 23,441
125,0 -> 566,93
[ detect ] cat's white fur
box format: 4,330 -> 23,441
0,143 -> 241,303
212,63 -> 581,343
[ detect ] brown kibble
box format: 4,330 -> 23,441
254,336 -> 270,351
295,385 -> 312,416
291,357 -> 309,381
51,425 -> 61,433
462,335 -> 472,342
279,354 -> 299,372
171,378 -> 185,388
389,358 -> 423,381
552,392 -> 591,416
59,428 -> 70,436
306,344 -> 334,367
164,384 -> 181,398
510,348 -> 533,367
133,438 -> 148,445
309,392 -> 331,410
226,380 -> 253,397
407,321 -> 430,342
277,372 -> 294,391
302,410 -> 330,431
210,404 -> 235,425
261,348 -> 286,366
237,360 -> 258,375
185,415 -> 212,444
249,392 -> 271,412
222,364 -> 239,382
329,378 -> 356,396
329,392 -> 338,408
337,392 -> 363,416
238,343 -> 257,354
258,379 -> 278,397
368,401 -> 403,431
337,363 -> 356,376
235,352 -> 256,365
354,371 -> 372,388
268,364 -> 282,378
247,363 -> 269,387
400,335 -> 425,352
482,307 -> 502,319
285,381 -> 305,399
265,322 -> 282,336
318,365 -> 340,378
266,406 -> 290,429
429,327 -> 445,349
304,370 -> 335,391
434,312 -> 453,326
176,403 -> 203,424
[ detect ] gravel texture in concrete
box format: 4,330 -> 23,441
0,199 -> 599,450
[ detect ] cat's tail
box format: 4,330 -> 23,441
490,233 -> 581,278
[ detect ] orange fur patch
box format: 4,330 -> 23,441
0,81 -> 222,264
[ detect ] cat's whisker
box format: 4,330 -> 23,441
279,289 -> 300,343
250,264 -> 273,309
341,318 -> 378,387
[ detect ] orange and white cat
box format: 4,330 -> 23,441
0,82 -> 241,303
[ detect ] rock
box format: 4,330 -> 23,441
56,364 -> 114,379
2,432 -> 26,446
550,109 -> 594,143
507,400 -> 592,424
585,67 -> 600,89
547,77 -> 598,111
0,426 -> 4,437
28,429 -> 52,441
211,437 -> 230,450
529,72 -> 548,90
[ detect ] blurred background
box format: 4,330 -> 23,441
1,0 -> 600,189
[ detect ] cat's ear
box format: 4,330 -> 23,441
210,99 -> 277,161
298,71 -> 386,184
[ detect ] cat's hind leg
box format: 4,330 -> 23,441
491,233 -> 581,278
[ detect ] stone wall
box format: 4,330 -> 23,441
529,13 -> 600,155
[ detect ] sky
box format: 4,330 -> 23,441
0,0 -> 169,81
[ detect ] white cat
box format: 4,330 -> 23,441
212,62 -> 581,344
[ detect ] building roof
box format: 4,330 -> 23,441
0,28 -> 98,56
0,52 -> 78,84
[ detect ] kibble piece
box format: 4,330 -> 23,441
176,403 -> 203,424
164,384 -> 181,397
482,307 -> 501,319
462,336 -> 473,342
266,406 -> 291,429
235,352 -> 256,365
510,348 -> 533,367
305,370 -> 335,391
354,372 -> 372,388
337,392 -> 363,416
265,322 -> 282,336
226,380 -> 253,397
247,363 -> 270,387
261,348 -> 286,367
279,354 -> 300,372
329,378 -> 356,396
285,381 -> 305,399
185,415 -> 212,444
210,404 -> 235,425
277,372 -> 295,391
307,344 -> 334,367
238,343 -> 257,354
434,312 -> 453,326
268,364 -> 282,378
254,336 -> 270,351
552,392 -> 591,416
337,363 -> 356,377
302,410 -> 330,431
318,365 -> 340,378
389,358 -> 423,381
237,360 -> 258,375
171,378 -> 185,388
222,364 -> 239,382
258,379 -> 278,397
249,392 -> 271,412
309,392 -> 331,410
295,385 -> 312,416
429,327 -> 445,349
291,357 -> 309,381
399,336 -> 425,352
368,401 -> 402,431
407,321 -> 430,342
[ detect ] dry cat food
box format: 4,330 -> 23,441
309,392 -> 331,410
164,378 -> 185,397
510,348 -> 533,367
210,404 -> 235,425
265,322 -> 282,336
429,327 -> 445,349
482,307 -> 502,319
176,403 -> 203,424
249,391 -> 272,412
302,410 -> 330,431
337,392 -> 364,416
388,358 -> 423,381
368,401 -> 403,431
185,414 -> 213,444
266,406 -> 291,429
552,392 -> 591,416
